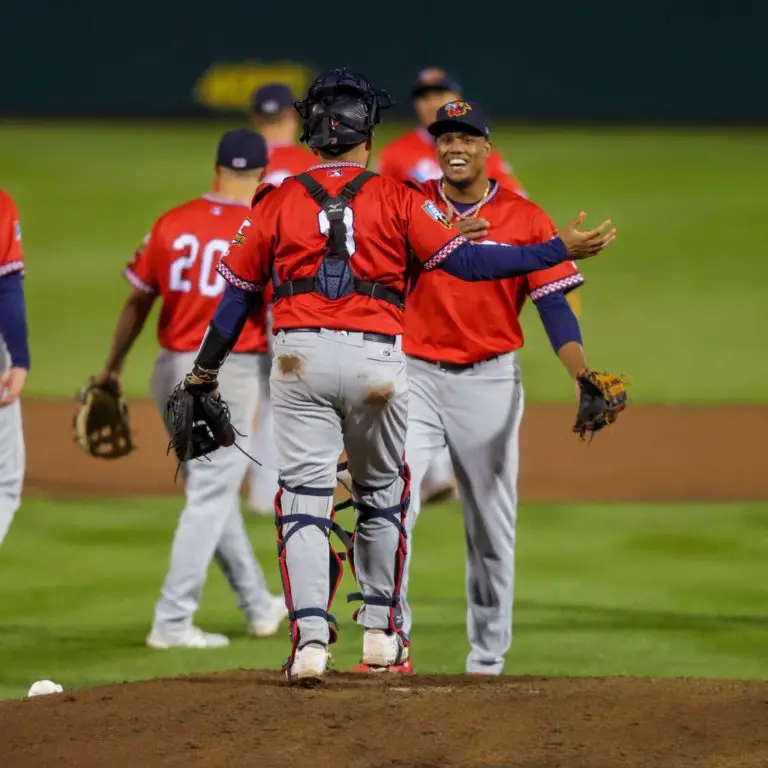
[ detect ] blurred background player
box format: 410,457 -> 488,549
377,67 -> 524,504
246,83 -> 315,514
94,129 -> 287,648
0,189 -> 29,548
398,101 -> 595,675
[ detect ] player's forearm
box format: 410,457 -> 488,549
193,283 -> 263,377
534,291 -> 585,379
0,273 -> 30,370
103,291 -> 155,375
436,237 -> 568,281
557,341 -> 588,380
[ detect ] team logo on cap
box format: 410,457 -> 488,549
422,200 -> 452,229
444,100 -> 471,118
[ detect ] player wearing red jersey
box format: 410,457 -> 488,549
94,130 -> 287,649
247,83 -> 317,515
377,67 -> 525,194
168,69 -> 615,684
0,190 -> 30,548
251,83 -> 315,186
394,101 -> 603,675
377,67 -> 527,504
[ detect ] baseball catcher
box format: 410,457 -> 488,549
73,375 -> 134,459
573,368 -> 628,439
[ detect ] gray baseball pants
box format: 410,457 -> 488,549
270,328 -> 410,654
150,350 -> 274,631
400,352 -> 524,674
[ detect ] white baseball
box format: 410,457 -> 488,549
27,680 -> 63,697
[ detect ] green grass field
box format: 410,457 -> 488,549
0,497 -> 765,701
2,120 -> 767,402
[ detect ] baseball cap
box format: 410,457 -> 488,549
410,67 -> 462,99
427,100 -> 491,139
251,83 -> 295,116
216,129 -> 268,170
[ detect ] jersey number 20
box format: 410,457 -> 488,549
169,235 -> 229,297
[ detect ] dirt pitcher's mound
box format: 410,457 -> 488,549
1,672 -> 767,768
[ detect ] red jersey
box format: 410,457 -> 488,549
124,194 -> 268,353
219,161 -> 468,337
404,180 -> 584,365
263,143 -> 315,186
376,128 -> 527,197
0,190 -> 24,278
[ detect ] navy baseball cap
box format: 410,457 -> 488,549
427,100 -> 491,138
411,67 -> 462,99
251,83 -> 295,116
216,129 -> 268,170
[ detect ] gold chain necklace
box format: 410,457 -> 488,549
439,178 -> 492,220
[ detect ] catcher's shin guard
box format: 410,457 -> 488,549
274,481 -> 352,680
346,463 -> 411,647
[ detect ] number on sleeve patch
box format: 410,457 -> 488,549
422,200 -> 452,229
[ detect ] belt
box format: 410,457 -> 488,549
283,328 -> 398,346
412,354 -> 501,372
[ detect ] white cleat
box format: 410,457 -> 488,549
289,643 -> 329,684
249,596 -> 289,638
146,625 -> 230,650
362,629 -> 408,668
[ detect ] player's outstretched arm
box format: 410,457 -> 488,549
93,287 -> 155,387
434,212 -> 616,282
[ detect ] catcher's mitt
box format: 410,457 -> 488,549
573,369 -> 628,440
73,376 -> 134,459
164,378 -> 235,463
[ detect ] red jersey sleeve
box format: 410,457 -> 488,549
217,210 -> 272,292
404,187 -> 466,271
488,150 -> 527,198
0,190 -> 24,277
123,227 -> 161,294
525,210 -> 584,300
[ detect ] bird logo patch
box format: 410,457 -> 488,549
444,100 -> 471,118
422,200 -> 452,229
231,217 -> 251,247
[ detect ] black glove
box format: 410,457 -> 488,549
164,371 -> 235,463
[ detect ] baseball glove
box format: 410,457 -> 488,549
73,376 -> 134,459
573,368 -> 628,440
164,377 -> 235,463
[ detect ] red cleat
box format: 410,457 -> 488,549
348,658 -> 414,675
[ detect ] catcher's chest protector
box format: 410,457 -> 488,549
272,171 -> 405,310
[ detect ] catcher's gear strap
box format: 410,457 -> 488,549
250,182 -> 276,208
275,481 -> 352,674
345,463 -> 411,642
272,171 -> 405,310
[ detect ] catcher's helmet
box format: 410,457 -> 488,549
294,68 -> 392,155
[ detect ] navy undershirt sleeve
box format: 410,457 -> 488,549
195,282 -> 263,371
438,237 -> 568,280
0,272 -> 30,370
534,290 -> 582,352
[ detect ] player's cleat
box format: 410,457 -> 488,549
249,596 -> 289,638
289,642 -> 330,684
349,657 -> 414,675
350,628 -> 411,672
146,625 -> 230,650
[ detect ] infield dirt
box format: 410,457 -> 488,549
22,399 -> 768,501
2,671 -> 767,767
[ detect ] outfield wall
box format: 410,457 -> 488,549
2,1 -> 764,121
